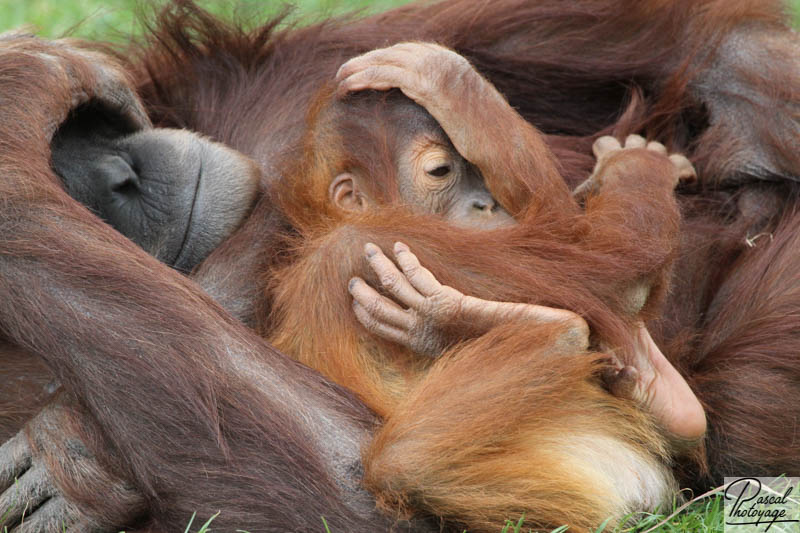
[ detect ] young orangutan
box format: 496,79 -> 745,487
264,43 -> 703,530
2,1 -> 800,529
35,40 -> 699,530
22,38 -> 700,532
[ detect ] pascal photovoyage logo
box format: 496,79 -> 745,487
724,477 -> 800,533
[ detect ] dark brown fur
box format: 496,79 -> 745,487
0,34 -> 399,533
0,0 -> 798,531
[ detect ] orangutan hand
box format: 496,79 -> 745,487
349,242 -> 589,357
0,395 -> 144,532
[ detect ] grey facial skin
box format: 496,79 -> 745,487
337,95 -> 515,229
50,106 -> 262,272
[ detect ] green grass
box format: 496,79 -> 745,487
175,490 -> 727,533
174,490 -> 728,532
0,1 -> 793,532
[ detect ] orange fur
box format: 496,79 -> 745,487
2,1 -> 800,531
366,325 -> 673,531
265,86 -> 682,530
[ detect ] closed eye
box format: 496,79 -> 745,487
426,163 -> 451,177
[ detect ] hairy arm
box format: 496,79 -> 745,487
336,42 -> 573,217
574,134 -> 692,317
349,242 -> 589,358
0,34 -> 389,533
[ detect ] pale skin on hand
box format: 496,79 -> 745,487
573,134 -> 697,200
575,135 -> 706,443
335,41 -> 561,213
349,242 -> 590,358
337,42 -> 705,442
350,241 -> 706,443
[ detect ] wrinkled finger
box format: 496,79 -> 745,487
387,42 -> 454,63
0,465 -> 55,528
554,312 -> 591,351
669,153 -> 697,183
352,301 -> 410,346
393,242 -> 443,298
335,46 -> 417,83
13,496 -> 78,533
336,54 -> 371,82
335,45 -> 408,80
368,42 -> 430,60
349,277 -> 414,330
0,433 -> 31,492
624,134 -> 647,149
337,65 -> 421,99
592,136 -> 622,159
415,41 -> 449,52
364,243 -> 425,308
646,140 -> 667,154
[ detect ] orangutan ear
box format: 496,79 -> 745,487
329,172 -> 367,212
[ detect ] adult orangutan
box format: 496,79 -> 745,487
0,34 -> 405,533
0,83 -> 264,445
3,37 -> 696,531
0,0 -> 799,531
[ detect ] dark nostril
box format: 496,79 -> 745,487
112,177 -> 139,196
97,155 -> 139,196
472,200 -> 490,211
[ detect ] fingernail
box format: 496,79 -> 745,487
394,241 -> 409,254
364,243 -> 379,258
349,278 -> 358,291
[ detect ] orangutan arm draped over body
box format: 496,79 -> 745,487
133,0 -> 800,189
335,43 -> 686,322
0,34 -> 417,533
335,42 -> 703,442
2,0 -> 800,529
261,40 -> 703,530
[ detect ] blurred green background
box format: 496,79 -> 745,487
0,1 -> 411,39
2,0 -> 794,39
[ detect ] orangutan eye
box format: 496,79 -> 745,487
427,164 -> 451,177
425,162 -> 452,178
